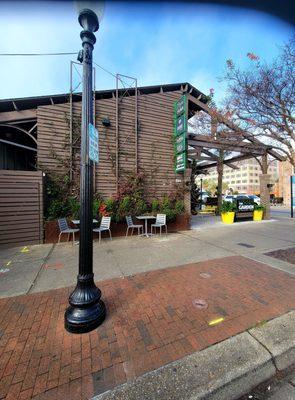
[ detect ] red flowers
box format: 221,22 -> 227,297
99,204 -> 109,217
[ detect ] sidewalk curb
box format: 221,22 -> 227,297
92,311 -> 294,400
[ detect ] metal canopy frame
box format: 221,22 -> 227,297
186,93 -> 286,173
115,73 -> 138,192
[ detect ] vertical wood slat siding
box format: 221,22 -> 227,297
37,90 -> 185,199
0,170 -> 43,247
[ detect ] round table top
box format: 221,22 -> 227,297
72,219 -> 98,224
136,215 -> 156,220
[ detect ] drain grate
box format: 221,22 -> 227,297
237,243 -> 255,248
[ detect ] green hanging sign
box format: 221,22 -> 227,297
173,95 -> 188,173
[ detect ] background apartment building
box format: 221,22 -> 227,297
277,160 -> 294,205
205,158 -> 278,195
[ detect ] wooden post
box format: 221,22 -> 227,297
261,153 -> 268,174
217,150 -> 224,213
184,168 -> 192,215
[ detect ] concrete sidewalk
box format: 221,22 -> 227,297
0,218 -> 294,400
93,312 -> 295,400
0,255 -> 294,400
0,217 -> 294,298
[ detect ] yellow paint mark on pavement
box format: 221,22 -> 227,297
208,317 -> 225,326
21,246 -> 29,253
6,261 -> 12,266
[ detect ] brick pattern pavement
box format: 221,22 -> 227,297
0,256 -> 294,400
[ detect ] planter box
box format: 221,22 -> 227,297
44,214 -> 191,244
253,210 -> 264,221
221,212 -> 235,224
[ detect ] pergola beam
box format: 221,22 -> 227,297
201,149 -> 239,169
12,101 -> 19,111
0,138 -> 37,152
0,109 -> 36,123
196,153 -> 257,171
188,155 -> 213,161
188,137 -> 266,155
188,94 -> 285,161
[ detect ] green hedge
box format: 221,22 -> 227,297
46,195 -> 185,222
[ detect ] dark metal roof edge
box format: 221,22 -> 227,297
0,82 -> 208,112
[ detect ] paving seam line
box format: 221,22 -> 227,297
245,254 -> 295,276
247,329 -> 277,370
91,311 -> 294,400
179,231 -> 295,275
26,243 -> 55,294
188,221 -> 295,244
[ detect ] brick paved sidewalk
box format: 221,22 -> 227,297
0,256 -> 294,400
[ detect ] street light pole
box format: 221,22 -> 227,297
65,5 -> 106,334
200,178 -> 203,210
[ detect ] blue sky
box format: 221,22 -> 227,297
0,1 -> 293,104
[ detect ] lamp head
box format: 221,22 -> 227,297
75,1 -> 104,32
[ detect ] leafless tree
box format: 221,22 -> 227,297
222,36 -> 295,168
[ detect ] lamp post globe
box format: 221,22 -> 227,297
75,1 -> 105,31
64,1 -> 106,334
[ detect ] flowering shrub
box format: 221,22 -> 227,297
45,172 -> 186,222
98,204 -> 109,217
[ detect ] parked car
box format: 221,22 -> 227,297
224,194 -> 248,202
223,195 -> 236,203
199,191 -> 209,201
224,194 -> 260,205
247,195 -> 261,205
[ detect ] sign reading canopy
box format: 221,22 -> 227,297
175,152 -> 186,172
174,94 -> 187,117
173,95 -> 188,173
175,114 -> 187,136
89,123 -> 99,163
175,134 -> 186,154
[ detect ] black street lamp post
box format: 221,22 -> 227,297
65,4 -> 106,334
200,178 -> 203,209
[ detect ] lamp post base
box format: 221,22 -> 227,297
64,273 -> 106,334
65,300 -> 106,334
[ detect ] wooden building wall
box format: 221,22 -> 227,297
37,90 -> 185,199
0,170 -> 43,247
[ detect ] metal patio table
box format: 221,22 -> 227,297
71,219 -> 99,244
136,215 -> 156,237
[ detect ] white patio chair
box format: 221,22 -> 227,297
125,215 -> 143,237
151,214 -> 167,236
58,218 -> 79,245
93,216 -> 112,244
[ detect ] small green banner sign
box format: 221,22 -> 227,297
175,152 -> 187,172
175,114 -> 187,136
175,132 -> 186,154
174,95 -> 187,117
